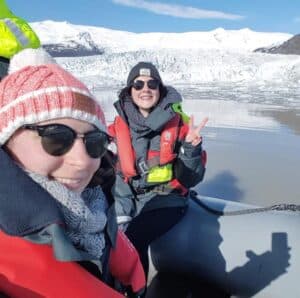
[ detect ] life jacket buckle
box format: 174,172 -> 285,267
137,160 -> 149,175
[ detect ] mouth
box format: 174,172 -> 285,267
140,95 -> 153,100
54,177 -> 84,190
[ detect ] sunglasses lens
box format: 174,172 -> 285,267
132,79 -> 159,90
132,80 -> 144,90
147,79 -> 159,90
28,124 -> 108,158
41,126 -> 74,156
85,131 -> 109,158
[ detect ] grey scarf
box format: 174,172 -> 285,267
122,86 -> 181,135
28,171 -> 107,260
122,86 -> 182,159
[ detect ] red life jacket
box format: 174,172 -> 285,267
109,230 -> 146,294
109,114 -> 189,194
0,230 -> 145,297
0,230 -> 123,298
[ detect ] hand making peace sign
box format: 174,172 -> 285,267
185,116 -> 209,146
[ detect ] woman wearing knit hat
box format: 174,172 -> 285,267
0,49 -> 145,297
109,61 -> 208,281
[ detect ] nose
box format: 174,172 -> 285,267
141,82 -> 151,91
65,138 -> 95,168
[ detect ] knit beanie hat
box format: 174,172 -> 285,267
0,48 -> 106,145
126,61 -> 162,87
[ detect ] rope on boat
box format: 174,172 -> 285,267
189,191 -> 300,216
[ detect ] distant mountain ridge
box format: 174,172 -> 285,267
28,21 -> 300,86
31,21 -> 292,57
42,43 -> 103,57
42,31 -> 104,57
254,34 -> 300,55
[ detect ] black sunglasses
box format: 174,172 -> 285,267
23,124 -> 109,158
132,79 -> 160,91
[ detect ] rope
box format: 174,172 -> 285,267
189,191 -> 300,216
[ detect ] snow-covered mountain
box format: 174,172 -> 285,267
42,32 -> 104,57
255,34 -> 300,56
30,21 -> 300,86
32,21 -> 291,54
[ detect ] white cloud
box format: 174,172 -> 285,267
112,0 -> 244,20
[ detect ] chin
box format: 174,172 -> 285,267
66,183 -> 86,194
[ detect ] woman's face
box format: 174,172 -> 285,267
131,76 -> 160,117
6,118 -> 101,193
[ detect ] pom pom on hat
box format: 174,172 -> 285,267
0,48 -> 107,145
8,48 -> 56,74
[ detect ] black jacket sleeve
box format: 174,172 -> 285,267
174,141 -> 206,188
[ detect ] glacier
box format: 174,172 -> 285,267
29,21 -> 300,131
30,21 -> 300,87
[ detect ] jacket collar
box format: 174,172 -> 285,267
0,148 -> 63,236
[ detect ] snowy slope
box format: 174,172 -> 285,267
57,49 -> 300,87
255,34 -> 300,55
30,21 -> 300,86
31,21 -> 291,53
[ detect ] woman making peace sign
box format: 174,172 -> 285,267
109,62 -> 208,281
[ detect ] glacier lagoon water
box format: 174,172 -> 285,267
93,83 -> 300,131
178,83 -> 300,108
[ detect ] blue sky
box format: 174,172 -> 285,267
6,0 -> 300,34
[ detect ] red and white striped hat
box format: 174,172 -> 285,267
0,48 -> 106,145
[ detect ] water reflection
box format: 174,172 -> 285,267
93,83 -> 300,132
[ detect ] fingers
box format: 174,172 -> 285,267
195,117 -> 209,134
188,115 -> 194,129
191,135 -> 202,146
189,115 -> 208,132
188,116 -> 208,134
186,115 -> 208,146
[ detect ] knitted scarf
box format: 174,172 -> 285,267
28,171 -> 107,260
122,86 -> 180,135
121,87 -> 181,178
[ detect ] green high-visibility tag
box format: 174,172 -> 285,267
147,164 -> 173,183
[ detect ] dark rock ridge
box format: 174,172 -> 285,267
42,43 -> 104,57
42,32 -> 104,57
254,34 -> 300,55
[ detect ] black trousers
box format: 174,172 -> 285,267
125,206 -> 187,278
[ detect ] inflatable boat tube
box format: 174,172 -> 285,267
150,194 -> 299,298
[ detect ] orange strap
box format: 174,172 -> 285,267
169,178 -> 188,195
109,117 -> 137,178
160,114 -> 181,165
201,150 -> 207,166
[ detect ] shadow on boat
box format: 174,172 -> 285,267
195,170 -> 244,203
147,190 -> 291,298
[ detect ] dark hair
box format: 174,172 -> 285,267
118,83 -> 167,101
88,150 -> 116,206
0,57 -> 9,81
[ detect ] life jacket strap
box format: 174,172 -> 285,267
134,179 -> 188,196
169,179 -> 188,195
136,156 -> 161,175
